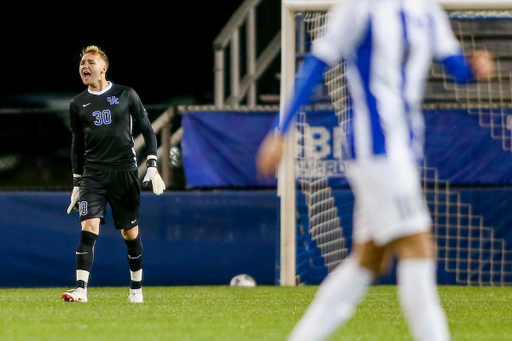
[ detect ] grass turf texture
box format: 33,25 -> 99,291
0,286 -> 510,340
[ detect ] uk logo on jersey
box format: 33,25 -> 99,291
107,96 -> 119,105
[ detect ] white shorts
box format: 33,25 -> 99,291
346,156 -> 432,246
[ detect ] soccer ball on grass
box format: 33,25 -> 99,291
230,274 -> 256,287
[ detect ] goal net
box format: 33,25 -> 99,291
279,0 -> 512,286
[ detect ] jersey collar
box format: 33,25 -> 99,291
88,82 -> 113,96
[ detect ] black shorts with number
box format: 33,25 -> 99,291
78,167 -> 141,230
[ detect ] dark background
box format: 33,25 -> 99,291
0,2 -> 281,189
0,2 -> 281,106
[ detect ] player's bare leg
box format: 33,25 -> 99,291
62,218 -> 100,302
287,241 -> 385,341
81,217 -> 101,235
121,225 -> 139,240
122,226 -> 144,303
390,232 -> 450,341
353,240 -> 388,273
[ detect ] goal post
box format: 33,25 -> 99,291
278,0 -> 298,286
279,0 -> 512,286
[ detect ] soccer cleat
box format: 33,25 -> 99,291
128,288 -> 143,303
62,287 -> 88,302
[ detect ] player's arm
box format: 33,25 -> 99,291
256,54 -> 327,177
274,0 -> 365,137
273,55 -> 328,136
257,0 -> 367,177
430,2 -> 494,82
68,101 -> 84,213
129,89 -> 166,195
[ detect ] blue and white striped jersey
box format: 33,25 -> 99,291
314,0 -> 469,160
277,0 -> 473,161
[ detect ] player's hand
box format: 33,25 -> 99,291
469,49 -> 495,80
67,175 -> 82,214
257,133 -> 284,178
143,167 -> 166,195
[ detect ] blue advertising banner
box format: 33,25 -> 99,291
294,109 -> 512,185
181,109 -> 512,187
424,109 -> 512,185
0,191 -> 278,288
182,111 -> 278,188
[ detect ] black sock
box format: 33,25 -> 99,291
76,230 -> 98,288
125,235 -> 143,289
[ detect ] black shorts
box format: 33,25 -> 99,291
79,167 -> 141,230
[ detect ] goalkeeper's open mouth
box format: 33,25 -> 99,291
82,70 -> 92,81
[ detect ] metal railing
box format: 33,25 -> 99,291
213,0 -> 281,108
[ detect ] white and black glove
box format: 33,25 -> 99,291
142,156 -> 166,195
67,174 -> 82,214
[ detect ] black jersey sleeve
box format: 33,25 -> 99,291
69,100 -> 85,175
129,88 -> 158,157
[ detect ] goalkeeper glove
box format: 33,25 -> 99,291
142,156 -> 166,195
67,174 -> 82,214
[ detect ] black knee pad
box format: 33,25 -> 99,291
79,230 -> 98,247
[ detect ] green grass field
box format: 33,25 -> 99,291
0,286 -> 510,341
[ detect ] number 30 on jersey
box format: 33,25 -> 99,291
92,110 -> 112,126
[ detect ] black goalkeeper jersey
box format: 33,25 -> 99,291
69,83 -> 157,174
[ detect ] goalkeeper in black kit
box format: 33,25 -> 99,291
62,46 -> 165,303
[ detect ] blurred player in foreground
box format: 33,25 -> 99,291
257,0 -> 494,340
63,46 -> 166,303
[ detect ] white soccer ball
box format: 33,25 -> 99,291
230,274 -> 257,287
